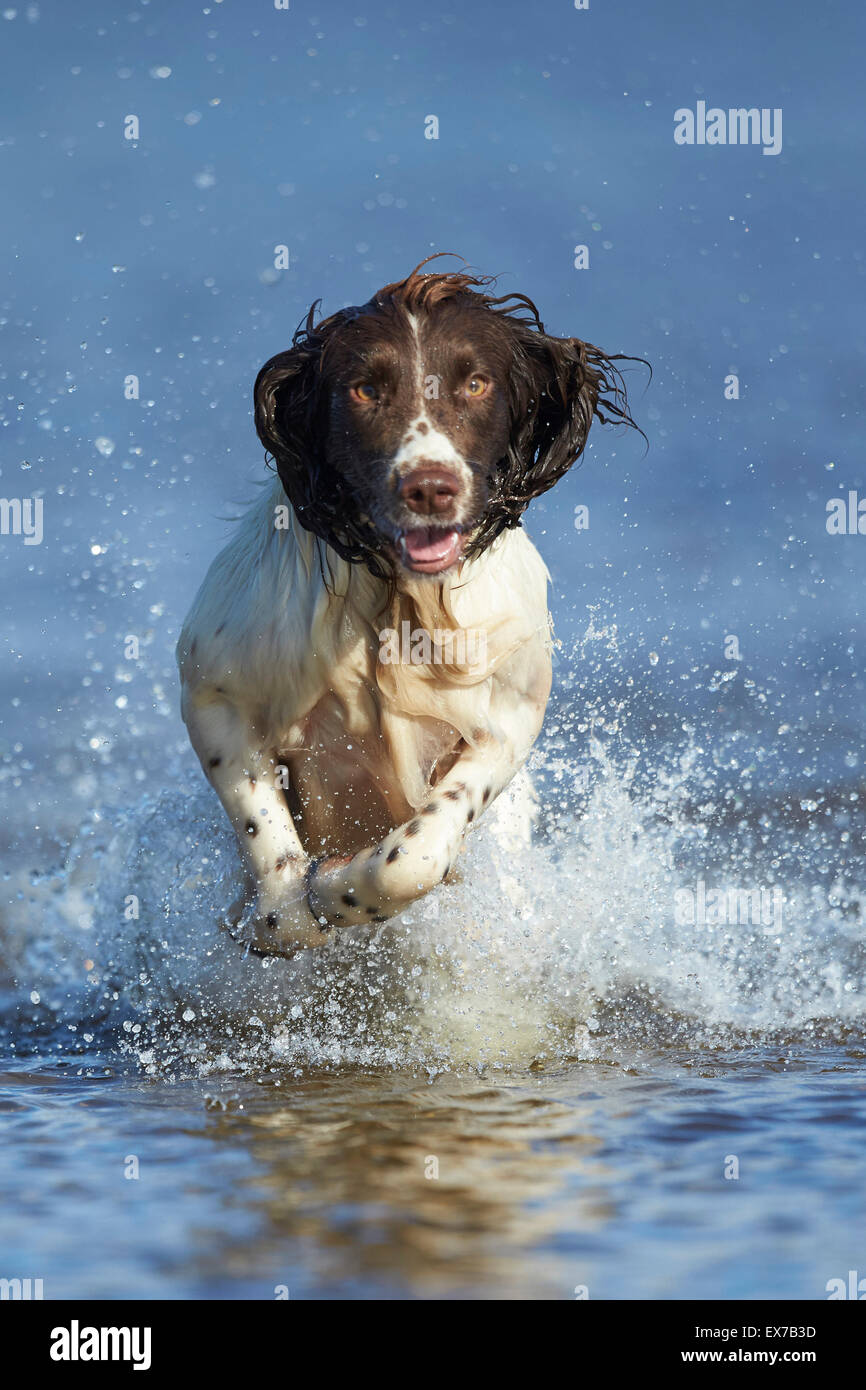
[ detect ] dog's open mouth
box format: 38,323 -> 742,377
398,526 -> 464,574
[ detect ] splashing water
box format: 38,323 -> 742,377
4,676 -> 863,1077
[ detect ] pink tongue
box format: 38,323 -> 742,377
403,527 -> 458,563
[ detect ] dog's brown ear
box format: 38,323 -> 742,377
515,332 -> 640,488
253,304 -> 328,528
467,315 -> 644,555
253,349 -> 311,465
253,303 -> 393,577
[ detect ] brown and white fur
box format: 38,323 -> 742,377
177,258 -> 638,956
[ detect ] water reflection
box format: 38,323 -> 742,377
2,1053 -> 865,1298
192,1070 -> 610,1298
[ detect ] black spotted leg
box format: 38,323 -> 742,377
306,741 -> 511,929
182,691 -> 327,951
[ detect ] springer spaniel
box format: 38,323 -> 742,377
177,258 -> 638,956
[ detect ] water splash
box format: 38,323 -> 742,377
3,691 -> 863,1077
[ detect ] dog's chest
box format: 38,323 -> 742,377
274,645 -> 462,846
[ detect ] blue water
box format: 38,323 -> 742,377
1,0 -> 864,1300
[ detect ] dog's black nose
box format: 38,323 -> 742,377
399,468 -> 461,517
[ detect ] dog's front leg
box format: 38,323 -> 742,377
182,691 -> 327,953
306,735 -> 527,929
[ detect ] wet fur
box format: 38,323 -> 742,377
177,257 -> 640,955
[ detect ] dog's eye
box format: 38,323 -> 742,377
351,383 -> 379,403
465,376 -> 489,398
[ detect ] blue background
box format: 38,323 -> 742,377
1,0 -> 864,837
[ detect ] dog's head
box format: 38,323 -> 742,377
254,256 -> 642,579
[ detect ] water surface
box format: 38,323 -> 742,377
1,0 -> 865,1301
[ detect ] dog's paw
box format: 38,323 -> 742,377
220,878 -> 329,958
306,853 -> 396,929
